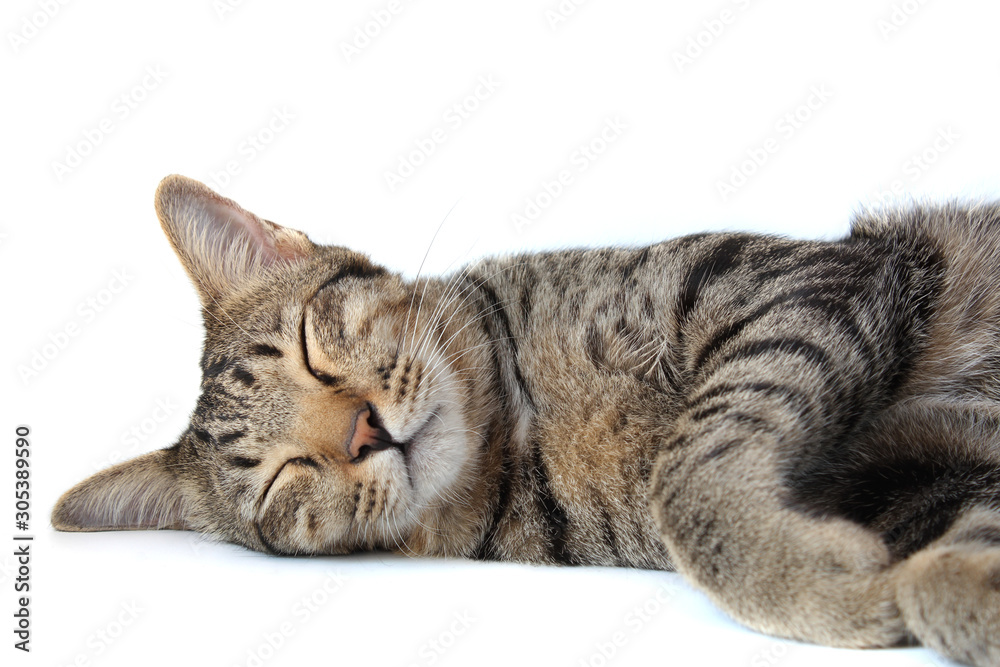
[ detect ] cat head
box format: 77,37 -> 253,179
52,175 -> 497,555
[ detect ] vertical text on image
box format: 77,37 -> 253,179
13,425 -> 32,653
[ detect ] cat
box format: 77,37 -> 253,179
53,175 -> 1000,666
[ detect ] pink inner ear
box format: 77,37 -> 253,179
201,197 -> 283,267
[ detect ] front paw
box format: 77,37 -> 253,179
895,545 -> 1000,667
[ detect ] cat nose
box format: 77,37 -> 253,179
348,404 -> 397,461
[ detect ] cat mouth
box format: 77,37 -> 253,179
400,405 -> 442,468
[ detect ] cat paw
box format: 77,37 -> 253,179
895,545 -> 1000,667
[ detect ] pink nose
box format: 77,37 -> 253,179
348,406 -> 396,461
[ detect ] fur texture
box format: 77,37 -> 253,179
54,177 -> 1000,665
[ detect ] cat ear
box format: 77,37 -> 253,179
154,174 -> 315,305
51,449 -> 192,532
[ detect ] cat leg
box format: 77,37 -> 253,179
647,368 -> 907,648
895,505 -> 1000,667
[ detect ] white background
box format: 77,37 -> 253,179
3,0 -> 998,665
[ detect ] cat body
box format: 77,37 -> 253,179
54,177 -> 1000,666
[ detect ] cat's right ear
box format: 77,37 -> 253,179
154,175 -> 315,306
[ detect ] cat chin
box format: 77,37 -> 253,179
404,401 -> 476,513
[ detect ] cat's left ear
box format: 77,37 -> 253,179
51,448 -> 193,532
154,175 -> 316,306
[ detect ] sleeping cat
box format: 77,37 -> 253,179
54,175 -> 1000,666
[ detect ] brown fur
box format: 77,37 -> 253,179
54,176 -> 1000,665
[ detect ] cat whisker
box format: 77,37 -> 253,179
399,200 -> 460,356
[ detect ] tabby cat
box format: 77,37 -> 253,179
54,175 -> 1000,666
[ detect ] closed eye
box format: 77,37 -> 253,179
300,311 -> 345,387
254,456 -> 319,556
259,456 -> 320,504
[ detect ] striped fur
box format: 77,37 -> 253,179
54,178 -> 1000,666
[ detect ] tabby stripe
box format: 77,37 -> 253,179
659,434 -> 690,453
532,443 -> 577,565
316,262 -> 387,294
599,507 -> 623,565
689,403 -> 731,422
880,262 -> 942,400
230,456 -> 261,469
232,367 -> 256,387
686,381 -> 811,414
794,245 -> 851,266
718,338 -> 831,371
193,428 -> 214,444
472,363 -> 516,561
204,412 -> 250,423
753,244 -> 864,285
620,246 -> 652,282
693,289 -> 866,370
642,292 -> 656,319
754,242 -> 799,266
695,411 -> 776,442
217,430 -> 246,446
723,412 -> 774,431
202,355 -> 232,378
585,322 -> 603,367
677,236 -> 748,325
797,296 -> 870,356
314,372 -> 345,388
469,276 -> 536,411
519,265 -> 537,322
695,438 -> 743,465
472,449 -> 511,560
197,384 -> 250,408
249,344 -> 283,357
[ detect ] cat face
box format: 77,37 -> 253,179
52,176 -> 495,556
